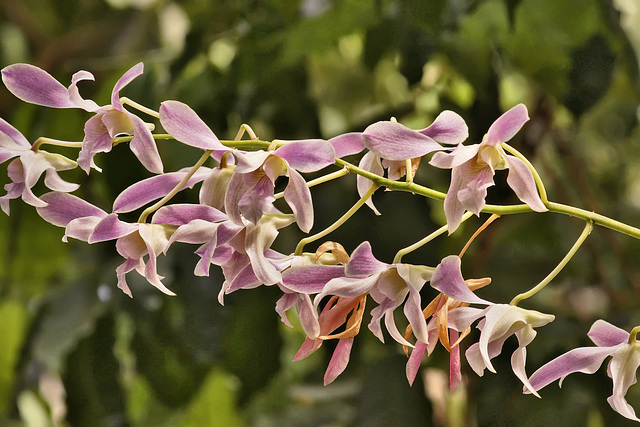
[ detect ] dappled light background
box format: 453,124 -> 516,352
2,0 -> 640,425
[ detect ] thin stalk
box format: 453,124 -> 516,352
120,97 -> 160,118
510,220 -> 594,306
138,150 -> 213,223
274,169 -> 350,200
32,137 -> 83,151
295,185 -> 378,255
393,212 -> 474,263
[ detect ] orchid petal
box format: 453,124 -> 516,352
284,168 -> 314,232
324,338 -> 354,385
328,132 -> 365,158
37,192 -> 107,226
431,256 -> 491,305
607,344 -> 640,421
357,151 -> 382,215
159,100 -> 227,150
442,167 -> 469,233
457,165 -> 494,215
1,64 -> 77,108
420,110 -> 469,144
588,319 -> 629,347
89,214 -> 138,243
111,63 -> 144,110
429,143 -> 479,169
346,242 -> 390,277
512,326 -> 540,396
0,117 -> 30,148
504,154 -> 547,212
65,216 -> 103,242
406,341 -> 428,386
244,214 -> 294,285
153,203 -> 227,226
282,264 -> 346,294
363,121 -> 443,161
128,113 -> 163,173
485,104 -> 529,145
274,140 -> 336,173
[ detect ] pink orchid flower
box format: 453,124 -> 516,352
429,104 -> 547,232
358,110 -> 468,214
0,118 -> 78,214
526,319 -> 640,422
2,63 -> 163,173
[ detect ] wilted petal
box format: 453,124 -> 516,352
485,104 -> 529,146
275,140 -> 336,173
363,121 -> 443,161
431,256 -> 491,305
505,154 -> 546,212
324,338 -> 354,385
159,100 -> 227,150
420,110 -> 468,144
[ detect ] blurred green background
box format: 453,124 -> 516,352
2,0 -> 640,425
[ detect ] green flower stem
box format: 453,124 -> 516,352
393,211 -> 474,263
294,184 -> 378,255
510,220 -> 594,306
120,97 -> 160,119
628,326 -> 640,344
113,133 -> 176,146
274,169 -> 350,200
501,142 -> 549,204
122,136 -> 640,241
138,150 -> 213,223
32,137 -> 84,151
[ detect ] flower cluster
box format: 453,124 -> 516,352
2,62 -> 638,422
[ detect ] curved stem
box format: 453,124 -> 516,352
629,326 -> 640,344
510,220 -> 594,306
501,142 -> 549,205
120,97 -> 160,119
274,169 -> 350,200
138,150 -> 213,223
295,185 -> 378,255
393,212 -> 474,263
32,137 -> 83,151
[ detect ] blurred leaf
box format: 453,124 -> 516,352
179,368 -> 243,427
0,300 -> 28,415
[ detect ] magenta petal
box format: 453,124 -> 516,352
284,168 -> 314,232
328,132 -> 365,158
324,338 -> 354,385
505,154 -> 547,212
37,192 -> 107,226
275,140 -> 336,173
588,320 -> 629,347
457,166 -> 494,215
346,242 -> 389,277
420,110 -> 469,145
282,264 -> 346,294
431,255 -> 491,305
485,104 -> 529,145
128,113 -> 163,173
159,101 -> 227,150
406,341 -> 428,386
363,121 -> 443,161
1,64 -> 77,108
78,115 -> 113,173
113,167 -> 211,213
89,214 -> 138,243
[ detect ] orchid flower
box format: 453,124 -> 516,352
224,140 -> 335,232
429,104 -> 547,232
429,255 -> 555,395
358,111 -> 468,214
526,319 -> 640,422
2,63 -> 163,173
0,118 -> 79,214
310,241 -> 434,347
